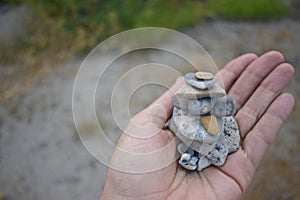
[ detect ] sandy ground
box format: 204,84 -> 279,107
0,13 -> 300,200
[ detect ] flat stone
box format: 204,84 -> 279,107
200,115 -> 220,135
176,82 -> 226,101
195,72 -> 214,80
177,115 -> 198,136
172,107 -> 222,144
170,117 -> 217,154
185,72 -> 216,89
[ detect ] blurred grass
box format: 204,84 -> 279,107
208,0 -> 286,20
0,0 -> 289,103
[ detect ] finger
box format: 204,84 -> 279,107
236,63 -> 294,139
229,51 -> 285,111
216,53 -> 258,92
243,93 -> 295,169
132,76 -> 184,128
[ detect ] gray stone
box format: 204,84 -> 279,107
211,95 -> 236,116
187,97 -> 216,115
172,97 -> 181,109
185,72 -> 217,89
177,115 -> 198,137
168,117 -> 178,133
197,156 -> 211,171
189,156 -> 199,166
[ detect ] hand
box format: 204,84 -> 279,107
100,51 -> 295,200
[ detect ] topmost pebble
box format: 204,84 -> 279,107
195,72 -> 214,80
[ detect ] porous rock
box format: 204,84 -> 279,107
223,116 -> 240,153
207,136 -> 228,166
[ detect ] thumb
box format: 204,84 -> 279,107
144,76 -> 184,128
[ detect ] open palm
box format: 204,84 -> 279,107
101,51 -> 295,200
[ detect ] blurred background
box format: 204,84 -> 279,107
0,0 -> 299,199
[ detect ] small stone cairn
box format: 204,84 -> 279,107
169,72 -> 240,171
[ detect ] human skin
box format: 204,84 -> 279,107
100,51 -> 295,200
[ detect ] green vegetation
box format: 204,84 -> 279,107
208,0 -> 287,20
2,0 -> 288,61
2,0 -> 288,59
0,0 -> 289,103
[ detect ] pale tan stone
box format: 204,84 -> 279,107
176,82 -> 225,100
201,115 -> 220,135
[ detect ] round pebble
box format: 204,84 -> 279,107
211,95 -> 236,116
178,153 -> 198,170
187,98 -> 215,115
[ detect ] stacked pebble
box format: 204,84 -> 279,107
169,72 -> 240,171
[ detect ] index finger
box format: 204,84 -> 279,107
216,53 -> 258,92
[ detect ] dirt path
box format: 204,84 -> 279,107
0,19 -> 299,200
